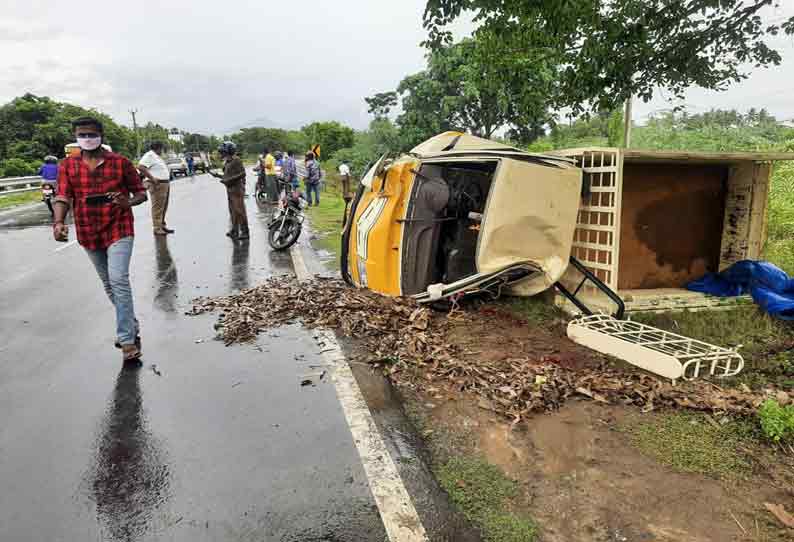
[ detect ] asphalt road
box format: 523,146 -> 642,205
0,173 -> 392,541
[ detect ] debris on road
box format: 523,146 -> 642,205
189,277 -> 779,423
150,364 -> 162,377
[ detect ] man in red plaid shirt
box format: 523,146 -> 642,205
53,117 -> 149,362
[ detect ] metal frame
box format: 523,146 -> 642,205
567,314 -> 744,382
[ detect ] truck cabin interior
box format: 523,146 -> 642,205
400,160 -> 497,296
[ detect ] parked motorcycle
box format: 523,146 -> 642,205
41,182 -> 55,216
267,179 -> 305,250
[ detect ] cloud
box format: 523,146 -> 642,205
0,22 -> 63,42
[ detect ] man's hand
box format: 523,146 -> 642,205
53,222 -> 69,242
109,192 -> 132,208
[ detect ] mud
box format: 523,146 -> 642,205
416,397 -> 794,542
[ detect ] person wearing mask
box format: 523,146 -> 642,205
210,141 -> 249,240
53,116 -> 148,362
338,160 -> 352,201
282,150 -> 299,190
39,155 -> 59,216
304,151 -> 322,207
138,141 -> 173,236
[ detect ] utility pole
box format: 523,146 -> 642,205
623,97 -> 633,149
129,109 -> 140,157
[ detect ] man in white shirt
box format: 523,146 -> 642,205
338,160 -> 352,201
138,141 -> 173,235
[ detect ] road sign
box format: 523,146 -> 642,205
311,144 -> 321,158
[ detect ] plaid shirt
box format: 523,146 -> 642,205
55,151 -> 146,250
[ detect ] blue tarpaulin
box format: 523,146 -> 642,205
687,260 -> 794,320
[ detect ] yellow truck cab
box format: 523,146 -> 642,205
341,132 -> 584,303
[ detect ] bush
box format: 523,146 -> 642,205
758,398 -> 794,443
0,158 -> 38,177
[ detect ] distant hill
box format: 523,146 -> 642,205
226,116 -> 303,133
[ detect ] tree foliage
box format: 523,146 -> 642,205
423,0 -> 794,115
300,121 -> 355,159
0,94 -> 136,161
365,92 -> 398,119
0,93 -> 138,175
370,34 -> 555,149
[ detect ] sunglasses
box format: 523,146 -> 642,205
76,133 -> 101,139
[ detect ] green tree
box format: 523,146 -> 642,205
300,121 -> 355,159
364,92 -> 398,119
423,0 -> 794,115
372,34 -> 554,148
0,93 -> 136,159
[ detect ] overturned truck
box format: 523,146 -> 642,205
341,132 -> 586,304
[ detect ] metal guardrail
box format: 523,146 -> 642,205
0,176 -> 43,195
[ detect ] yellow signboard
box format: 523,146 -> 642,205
311,144 -> 321,158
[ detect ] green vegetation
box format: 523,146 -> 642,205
624,412 -> 755,480
632,308 -> 794,390
423,1 -> 793,116
305,181 -> 347,262
758,399 -> 794,443
436,456 -> 537,542
0,190 -> 41,210
506,295 -> 564,328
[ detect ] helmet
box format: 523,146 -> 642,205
44,155 -> 57,163
218,141 -> 237,155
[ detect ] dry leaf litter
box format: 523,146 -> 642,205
189,277 -> 776,422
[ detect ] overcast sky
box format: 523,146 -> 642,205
1,0 -> 792,135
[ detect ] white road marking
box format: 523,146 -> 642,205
289,244 -> 429,542
54,240 -> 78,252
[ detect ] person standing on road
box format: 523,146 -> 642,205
38,155 -> 59,216
261,147 -> 277,203
53,116 -> 148,362
282,150 -> 299,190
138,142 -> 173,236
210,141 -> 249,240
338,160 -> 352,201
304,151 -> 321,207
185,152 -> 194,176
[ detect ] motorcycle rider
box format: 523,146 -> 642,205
210,141 -> 249,240
38,155 -> 59,216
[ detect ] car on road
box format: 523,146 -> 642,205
167,157 -> 188,177
341,131 -> 583,303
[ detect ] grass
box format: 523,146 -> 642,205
505,293 -> 565,328
0,190 -> 40,209
305,179 -> 348,264
436,456 -> 537,542
631,308 -> 794,389
623,411 -> 757,480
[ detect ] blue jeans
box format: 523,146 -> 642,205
84,236 -> 139,345
306,182 -> 320,205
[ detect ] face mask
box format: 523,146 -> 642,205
77,136 -> 102,151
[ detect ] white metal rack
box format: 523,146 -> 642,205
567,314 -> 744,382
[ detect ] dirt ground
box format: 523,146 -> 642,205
391,303 -> 794,541
405,394 -> 794,542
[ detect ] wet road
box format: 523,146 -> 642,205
0,174 -> 390,541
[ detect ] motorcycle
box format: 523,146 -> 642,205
41,182 -> 55,216
267,178 -> 305,250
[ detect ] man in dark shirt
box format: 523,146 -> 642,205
210,141 -> 249,240
53,116 -> 148,362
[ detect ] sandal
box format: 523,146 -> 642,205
114,335 -> 141,350
122,344 -> 142,362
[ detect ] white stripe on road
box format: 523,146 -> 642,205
290,244 -> 429,542
54,240 -> 78,252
